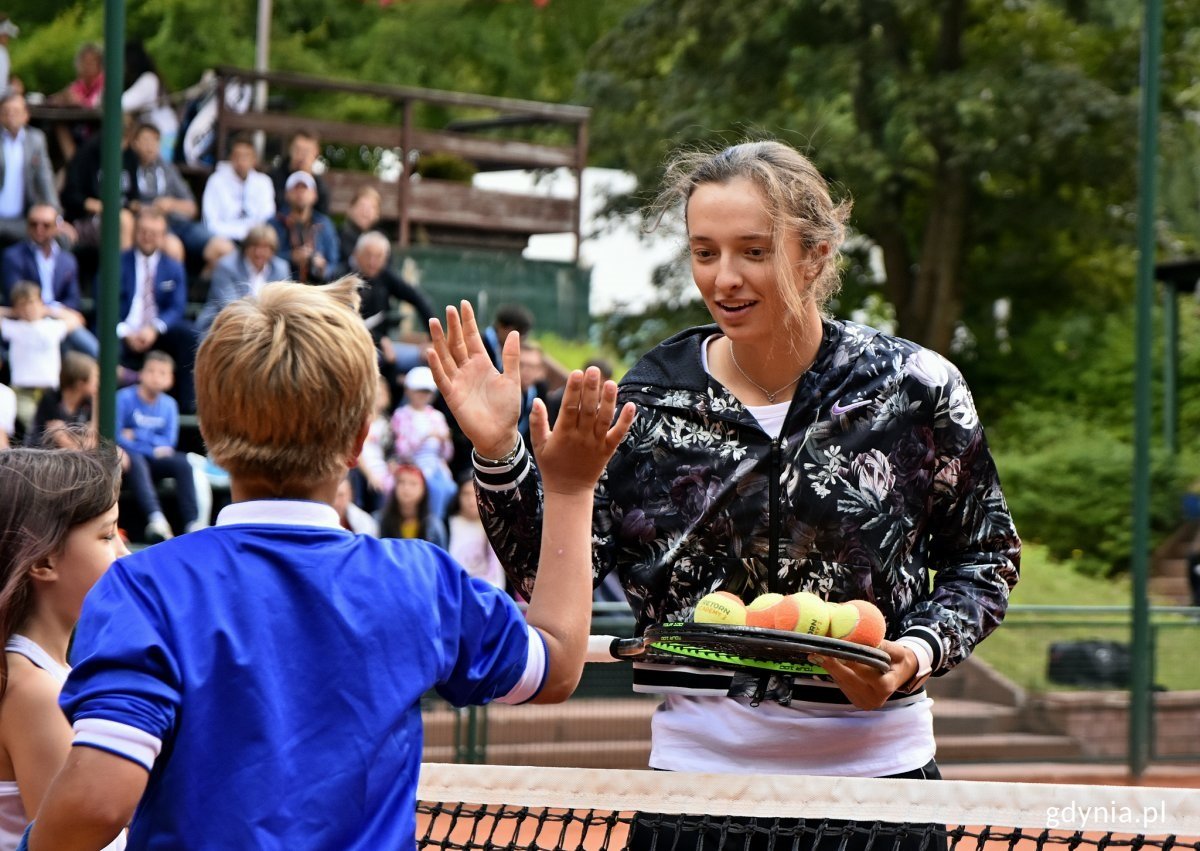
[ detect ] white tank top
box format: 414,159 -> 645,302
0,636 -> 126,851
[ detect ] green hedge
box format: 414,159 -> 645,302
992,410 -> 1196,577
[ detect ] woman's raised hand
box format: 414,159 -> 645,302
427,301 -> 522,460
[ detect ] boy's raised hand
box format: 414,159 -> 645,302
427,301 -> 522,460
530,366 -> 634,495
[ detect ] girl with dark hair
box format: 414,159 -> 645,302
378,464 -> 447,549
121,41 -> 178,161
0,442 -> 126,849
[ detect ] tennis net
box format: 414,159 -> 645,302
417,763 -> 1200,851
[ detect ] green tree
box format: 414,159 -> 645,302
579,0 -> 1200,355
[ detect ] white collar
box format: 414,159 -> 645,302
215,499 -> 343,530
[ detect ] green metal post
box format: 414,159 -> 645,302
98,0 -> 126,440
1162,288 -> 1177,456
1130,0 -> 1163,780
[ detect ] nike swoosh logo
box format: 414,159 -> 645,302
830,398 -> 874,416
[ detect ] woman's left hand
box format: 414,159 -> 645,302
811,640 -> 919,710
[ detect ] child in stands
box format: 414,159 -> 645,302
0,283 -> 81,434
114,352 -> 199,542
378,463 -> 447,549
27,353 -> 97,449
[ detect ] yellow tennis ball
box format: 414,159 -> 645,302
827,602 -> 861,640
693,591 -> 747,626
789,592 -> 831,636
745,593 -> 785,628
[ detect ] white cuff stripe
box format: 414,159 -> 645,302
495,625 -> 547,705
73,718 -> 162,771
903,625 -> 944,670
473,456 -> 531,492
895,636 -> 934,678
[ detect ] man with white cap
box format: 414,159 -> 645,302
269,170 -> 337,283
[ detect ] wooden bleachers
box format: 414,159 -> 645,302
211,66 -> 589,255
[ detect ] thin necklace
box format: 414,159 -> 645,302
728,341 -> 807,404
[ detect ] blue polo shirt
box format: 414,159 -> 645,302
61,500 -> 545,850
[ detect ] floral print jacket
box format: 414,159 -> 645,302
476,319 -> 1020,684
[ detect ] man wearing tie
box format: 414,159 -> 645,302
119,208 -> 196,412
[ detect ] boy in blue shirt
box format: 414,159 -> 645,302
27,278 -> 634,850
114,351 -> 199,541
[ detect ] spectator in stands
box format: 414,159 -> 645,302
390,366 -> 456,522
337,185 -> 382,263
196,224 -> 289,337
0,19 -> 16,97
271,129 -> 329,215
201,133 -> 276,242
270,171 -> 337,283
517,340 -> 548,445
126,122 -> 234,275
343,230 -> 434,373
116,350 -> 199,542
1,204 -> 99,357
54,42 -> 105,108
0,281 -> 81,431
334,474 -> 379,537
378,464 -> 447,549
47,42 -> 104,162
482,303 -> 534,369
0,374 -> 13,447
352,374 -> 392,514
118,208 -> 196,413
61,113 -> 135,253
447,471 -> 506,591
546,356 -> 614,426
28,351 -> 97,448
0,93 -> 63,247
122,40 -> 179,160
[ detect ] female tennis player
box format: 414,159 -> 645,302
429,140 -> 1020,810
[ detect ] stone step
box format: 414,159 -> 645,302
1153,557 -> 1191,579
935,733 -> 1084,763
930,698 -> 1020,735
426,740 -> 652,770
1149,574 -> 1193,604
488,740 -> 652,769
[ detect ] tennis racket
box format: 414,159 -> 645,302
586,622 -> 891,676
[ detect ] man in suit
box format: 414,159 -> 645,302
1,203 -> 99,357
196,223 -> 289,337
0,93 -> 65,247
119,208 -> 196,412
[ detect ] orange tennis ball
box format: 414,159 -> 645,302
693,591 -> 747,626
745,593 -> 785,628
842,599 -> 886,647
767,595 -> 800,630
788,592 -> 831,636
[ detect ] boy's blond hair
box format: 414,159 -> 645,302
195,277 -> 377,494
9,281 -> 40,307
